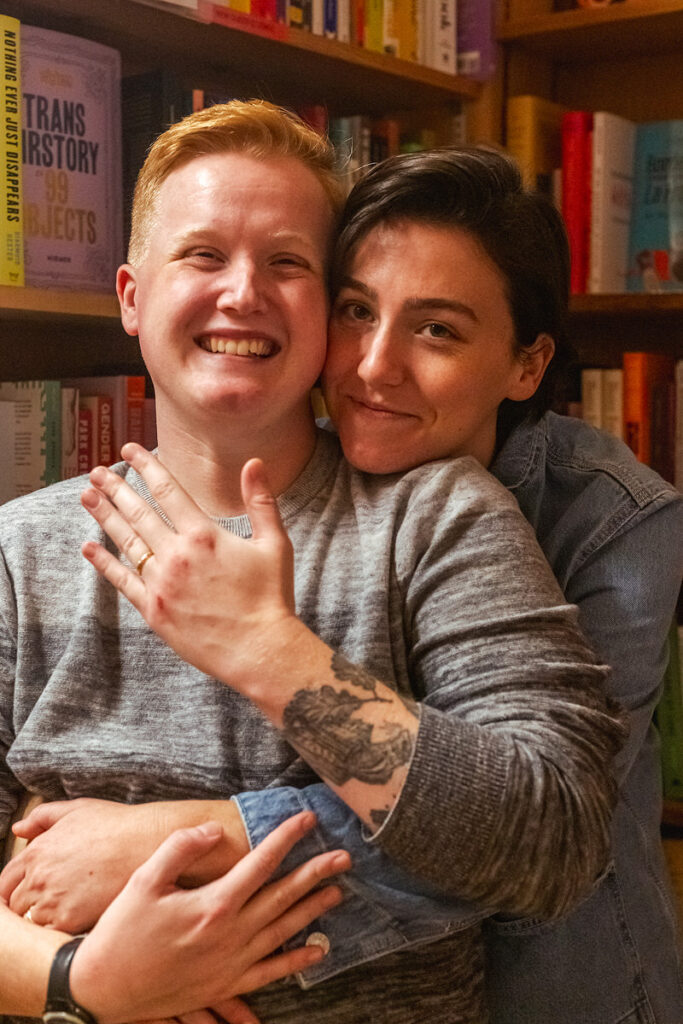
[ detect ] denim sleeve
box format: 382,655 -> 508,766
566,498 -> 683,781
233,785 -> 484,988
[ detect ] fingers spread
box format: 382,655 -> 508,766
121,444 -> 207,533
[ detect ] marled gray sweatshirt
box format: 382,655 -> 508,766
0,430 -> 624,1023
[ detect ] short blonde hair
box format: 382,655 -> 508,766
128,98 -> 345,264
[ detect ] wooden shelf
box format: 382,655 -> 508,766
11,0 -> 479,116
0,287 -> 120,321
569,293 -> 683,316
499,0 -> 683,61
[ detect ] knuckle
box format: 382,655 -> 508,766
150,476 -> 174,505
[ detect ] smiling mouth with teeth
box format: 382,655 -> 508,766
198,336 -> 276,357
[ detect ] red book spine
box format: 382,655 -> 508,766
125,376 -> 147,446
562,110 -> 593,295
623,351 -> 676,469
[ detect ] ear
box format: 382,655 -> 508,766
507,333 -> 556,402
116,264 -> 140,337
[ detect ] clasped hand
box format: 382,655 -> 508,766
81,444 -> 297,690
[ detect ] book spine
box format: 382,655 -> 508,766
61,385 -> 79,480
0,15 -> 23,286
364,0 -> 384,52
337,0 -> 351,42
125,376 -> 147,446
601,368 -> 624,441
580,368 -> 603,429
78,406 -> 93,475
562,110 -> 593,295
429,0 -> 456,74
456,0 -> 496,81
351,0 -> 365,46
622,351 -> 676,467
588,113 -> 635,294
323,0 -> 337,35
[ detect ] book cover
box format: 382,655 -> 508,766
562,110 -> 593,295
0,15 -> 23,287
589,111 -> 636,294
0,401 -> 16,503
21,24 -> 122,291
622,350 -> 676,472
656,621 -> 683,802
456,0 -> 496,82
0,379 -> 61,495
60,384 -> 79,480
675,360 -> 683,493
505,94 -> 566,196
627,119 -> 683,294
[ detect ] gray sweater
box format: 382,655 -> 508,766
0,430 -> 624,1023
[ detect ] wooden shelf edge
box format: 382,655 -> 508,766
498,0 -> 683,57
569,293 -> 683,316
0,286 -> 120,320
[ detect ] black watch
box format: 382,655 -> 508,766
43,936 -> 98,1024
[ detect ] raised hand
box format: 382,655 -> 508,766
80,443 -> 300,690
69,811 -> 349,1024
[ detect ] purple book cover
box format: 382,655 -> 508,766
456,0 -> 496,82
21,25 -> 122,292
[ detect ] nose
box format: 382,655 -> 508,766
216,258 -> 266,315
357,322 -> 404,388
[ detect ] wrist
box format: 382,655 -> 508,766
44,938 -> 99,1024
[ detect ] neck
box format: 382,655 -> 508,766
153,407 -> 318,518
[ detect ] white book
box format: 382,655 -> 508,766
602,368 -> 624,440
589,112 -> 636,294
337,0 -> 350,43
0,401 -> 16,504
426,0 -> 456,75
580,368 -> 604,429
0,381 -> 61,495
312,0 -> 324,35
61,385 -> 79,480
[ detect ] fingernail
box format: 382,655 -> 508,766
89,466 -> 106,485
195,821 -> 223,838
331,851 -> 351,870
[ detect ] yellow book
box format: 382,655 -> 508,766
0,14 -> 23,286
365,0 -> 384,52
505,94 -> 566,196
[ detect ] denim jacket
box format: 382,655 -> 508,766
234,412 -> 683,1023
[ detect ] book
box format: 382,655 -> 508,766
60,384 -> 79,480
21,24 -> 122,291
77,403 -> 93,475
0,14 -> 23,287
589,112 -> 636,294
122,69 -> 195,248
562,110 -> 593,295
364,0 -> 384,53
505,94 -> 566,196
337,0 -> 351,42
0,380 -> 61,495
580,368 -> 603,429
351,0 -> 365,46
676,361 -> 683,493
79,393 -> 114,467
622,351 -> 676,475
602,368 -> 624,441
64,375 -> 146,461
627,119 -> 683,294
421,0 -> 456,75
456,0 -> 496,82
0,402 -> 17,504
656,621 -> 683,802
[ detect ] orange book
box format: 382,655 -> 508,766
623,351 -> 676,476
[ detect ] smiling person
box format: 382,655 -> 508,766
0,108 -> 628,1024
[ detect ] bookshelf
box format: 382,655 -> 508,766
2,0 -> 483,382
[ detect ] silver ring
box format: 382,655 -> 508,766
24,906 -> 34,921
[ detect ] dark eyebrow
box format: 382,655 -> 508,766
337,274 -> 479,324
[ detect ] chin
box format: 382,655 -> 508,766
342,442 -> 415,476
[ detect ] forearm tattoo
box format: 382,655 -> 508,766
281,652 -> 418,788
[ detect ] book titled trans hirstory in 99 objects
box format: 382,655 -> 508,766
21,23 -> 122,291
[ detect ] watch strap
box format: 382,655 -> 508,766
44,936 -> 98,1024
